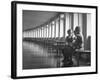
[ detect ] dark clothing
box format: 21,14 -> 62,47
73,34 -> 83,49
62,35 -> 74,67
62,45 -> 74,67
66,36 -> 73,44
62,34 -> 83,67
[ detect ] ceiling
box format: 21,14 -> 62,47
23,10 -> 59,31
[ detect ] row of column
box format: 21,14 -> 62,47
23,13 -> 91,39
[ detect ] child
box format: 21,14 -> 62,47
65,29 -> 73,47
62,29 -> 74,67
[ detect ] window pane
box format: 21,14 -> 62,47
52,21 -> 55,38
35,30 -> 37,38
44,27 -> 46,38
60,14 -> 64,37
65,13 -> 70,37
49,24 -> 52,38
30,31 -> 32,38
87,13 -> 91,37
37,29 -> 39,38
34,30 -> 36,38
41,27 -> 44,38
33,31 -> 34,38
55,18 -> 59,37
46,25 -> 48,38
43,27 -> 45,38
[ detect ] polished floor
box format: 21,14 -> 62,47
23,41 -> 90,69
23,41 -> 59,69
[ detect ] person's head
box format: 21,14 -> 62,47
74,26 -> 80,35
67,29 -> 73,36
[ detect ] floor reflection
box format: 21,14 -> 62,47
23,41 -> 58,69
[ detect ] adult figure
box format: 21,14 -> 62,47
73,26 -> 84,50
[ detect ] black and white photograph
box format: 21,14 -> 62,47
23,11 -> 91,69
11,1 -> 97,79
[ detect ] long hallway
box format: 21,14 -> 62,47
23,40 -> 90,69
23,41 -> 60,69
22,11 -> 91,69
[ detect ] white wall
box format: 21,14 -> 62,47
0,0 -> 99,80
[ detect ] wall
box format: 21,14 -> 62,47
0,0 -> 99,80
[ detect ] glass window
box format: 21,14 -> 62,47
39,28 -> 41,38
73,13 -> 78,30
40,28 -> 42,38
41,27 -> 44,38
46,25 -> 48,38
55,18 -> 59,38
60,14 -> 64,37
48,25 -> 50,38
38,29 -> 40,38
65,13 -> 70,37
33,31 -> 34,38
28,31 -> 30,37
33,30 -> 35,38
49,24 -> 52,38
44,27 -> 46,38
30,31 -> 32,37
37,29 -> 39,38
43,27 -> 45,38
31,31 -> 33,38
35,30 -> 37,38
45,26 -> 47,38
52,21 -> 55,38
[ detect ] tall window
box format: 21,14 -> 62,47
43,27 -> 45,38
39,28 -> 41,38
38,29 -> 40,38
65,13 -> 70,37
48,25 -> 50,38
37,29 -> 39,38
46,25 -> 49,38
35,30 -> 37,38
44,26 -> 46,38
28,31 -> 30,37
60,14 -> 64,37
87,13 -> 91,37
34,30 -> 36,38
41,27 -> 44,38
33,30 -> 35,38
55,18 -> 59,38
73,13 -> 79,30
30,31 -> 32,38
49,24 -> 52,38
52,21 -> 55,38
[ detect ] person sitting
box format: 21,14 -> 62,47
65,29 -> 73,47
72,26 -> 84,66
62,29 -> 74,67
73,26 -> 84,50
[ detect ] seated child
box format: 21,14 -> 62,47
62,29 -> 74,67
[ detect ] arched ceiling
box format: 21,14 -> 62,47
23,10 -> 59,31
